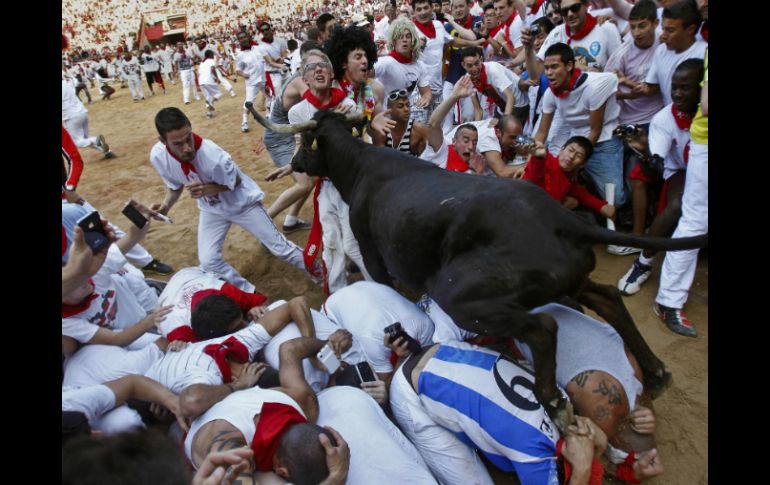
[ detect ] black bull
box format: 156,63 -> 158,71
249,107 -> 707,429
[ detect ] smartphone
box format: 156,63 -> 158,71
76,211 -> 110,254
355,361 -> 377,383
317,344 -> 341,374
384,322 -> 422,354
121,202 -> 148,229
335,361 -> 377,389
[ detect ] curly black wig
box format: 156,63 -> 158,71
324,25 -> 379,81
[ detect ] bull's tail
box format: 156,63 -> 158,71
564,219 -> 708,251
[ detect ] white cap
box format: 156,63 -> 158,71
351,13 -> 370,27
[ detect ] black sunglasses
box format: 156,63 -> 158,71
559,3 -> 584,16
387,89 -> 409,101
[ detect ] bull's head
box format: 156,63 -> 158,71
245,103 -> 366,177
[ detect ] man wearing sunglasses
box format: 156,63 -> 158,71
258,22 -> 290,112
526,0 -> 621,73
371,89 -> 431,157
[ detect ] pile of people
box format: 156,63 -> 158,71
62,0 -> 708,483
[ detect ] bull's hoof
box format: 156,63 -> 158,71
643,368 -> 673,400
546,396 -> 574,434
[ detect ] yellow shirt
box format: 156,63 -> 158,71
690,49 -> 708,145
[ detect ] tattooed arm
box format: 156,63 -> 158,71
565,370 -> 629,440
192,422 -> 259,485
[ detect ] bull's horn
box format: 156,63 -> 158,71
351,127 -> 360,137
311,139 -> 318,151
345,112 -> 365,123
244,102 -> 317,134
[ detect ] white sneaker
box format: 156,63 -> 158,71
617,258 -> 653,296
607,245 -> 642,256
229,90 -> 236,97
241,123 -> 249,133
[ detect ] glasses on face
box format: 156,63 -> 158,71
559,3 -> 584,16
304,61 -> 331,72
387,89 -> 409,101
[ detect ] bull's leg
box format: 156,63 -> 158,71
577,278 -> 672,399
355,236 -> 393,287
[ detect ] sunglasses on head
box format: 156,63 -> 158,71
304,61 -> 330,72
387,89 -> 409,101
559,3 -> 584,16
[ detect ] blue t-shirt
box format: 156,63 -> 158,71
444,16 -> 484,84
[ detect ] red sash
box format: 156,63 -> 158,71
446,145 -> 470,172
556,437 -> 605,485
251,402 -> 308,471
567,14 -> 598,44
489,12 -> 517,51
302,88 -> 347,109
472,63 -> 506,113
388,50 -> 413,64
550,68 -> 583,99
413,19 -> 436,39
672,104 -> 694,130
167,325 -> 200,343
304,179 -> 329,294
202,336 -> 249,383
265,72 -> 275,97
62,280 -> 97,318
240,41 -> 258,51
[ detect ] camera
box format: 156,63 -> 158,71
473,20 -> 484,32
515,135 -> 535,145
529,25 -> 541,37
615,124 -> 638,136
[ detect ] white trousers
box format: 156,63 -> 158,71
200,83 -> 222,105
215,68 -> 233,92
266,71 -> 285,109
197,203 -> 307,293
389,367 -> 494,485
127,76 -> 144,100
656,142 -> 708,309
317,181 -> 373,293
63,112 -> 101,151
81,200 -> 154,268
179,69 -> 199,103
242,83 -> 264,124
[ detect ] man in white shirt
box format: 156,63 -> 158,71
148,108 -> 314,294
460,46 -> 517,119
635,0 -> 706,105
173,42 -> 201,104
198,50 -> 223,117
140,45 -> 165,96
62,78 -> 115,159
158,41 -> 176,85
258,22 -> 289,112
529,41 -> 627,206
120,51 -> 145,102
235,30 -> 266,133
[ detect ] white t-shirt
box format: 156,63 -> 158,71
603,38 -> 664,125
140,53 -> 159,72
538,21 -> 622,72
198,58 -> 218,85
62,245 -> 151,343
156,267 -> 228,336
258,39 -> 287,72
414,20 -> 453,91
541,71 -> 620,143
475,62 -> 517,118
321,281 -> 435,374
289,47 -> 302,75
158,47 -> 173,69
648,103 -> 691,180
62,384 -> 116,425
174,51 -> 195,71
62,79 -> 87,120
149,138 -> 265,217
288,97 -> 357,125
588,7 -> 629,39
644,40 -> 707,105
236,45 -> 266,86
493,13 -> 524,52
63,342 -> 164,388
374,55 -> 430,97
144,323 -> 272,394
317,386 -> 438,484
120,57 -> 143,80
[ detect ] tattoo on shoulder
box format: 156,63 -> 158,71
572,370 -> 595,388
594,405 -> 610,422
593,379 -> 624,406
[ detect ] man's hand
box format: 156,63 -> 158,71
151,202 -> 170,215
452,74 -> 475,100
568,415 -> 607,457
600,204 -> 617,221
383,334 -> 411,358
326,329 -> 353,359
247,305 -> 268,322
265,164 -> 293,181
231,362 -> 268,391
142,305 -> 174,330
414,92 -> 431,109
319,426 -> 350,485
562,196 -> 579,210
168,340 -> 190,352
64,189 -> 86,205
252,138 -> 266,156
192,447 -> 254,485
632,448 -> 664,480
186,181 -> 221,199
629,405 -> 656,435
370,110 -> 397,136
66,226 -> 112,280
596,15 -> 617,26
333,103 -> 353,114
520,27 -> 534,50
361,378 -> 388,405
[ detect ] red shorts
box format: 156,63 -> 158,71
629,162 -> 660,184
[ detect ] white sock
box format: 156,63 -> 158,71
284,215 -> 298,225
639,254 -> 655,266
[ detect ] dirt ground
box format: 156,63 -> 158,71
76,78 -> 708,484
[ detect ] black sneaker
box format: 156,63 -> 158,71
142,259 -> 174,276
282,219 -> 312,234
653,303 -> 697,337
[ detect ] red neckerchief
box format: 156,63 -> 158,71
550,68 -> 584,99
446,145 -> 470,172
302,88 -> 347,109
166,133 -> 202,177
700,21 -> 708,43
191,284 -> 267,314
672,104 -> 694,130
472,64 -> 506,113
388,50 -> 413,64
338,75 -> 358,98
459,15 -> 473,30
62,279 -> 98,318
556,438 -> 605,485
567,13 -> 598,44
240,41 -> 258,51
529,0 -> 546,16
167,326 -> 200,343
614,451 -> 641,484
489,11 -> 517,41
251,402 -> 308,471
413,19 -> 436,39
304,178 -> 329,294
202,336 -> 249,383
262,37 -> 274,44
